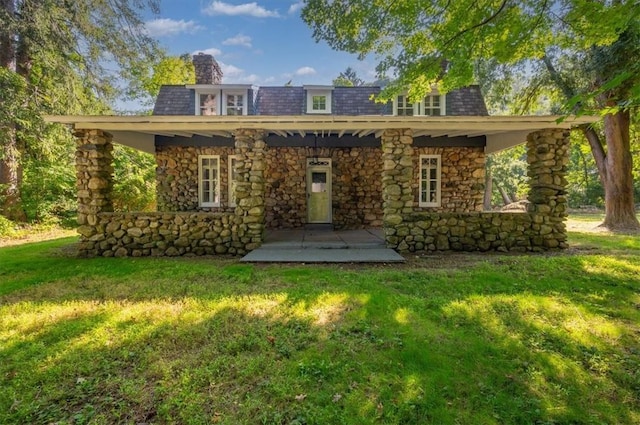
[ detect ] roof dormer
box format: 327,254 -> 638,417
304,85 -> 333,114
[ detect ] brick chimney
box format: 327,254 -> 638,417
193,53 -> 223,84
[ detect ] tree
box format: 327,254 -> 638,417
332,67 -> 364,87
303,0 -> 640,231
0,0 -> 160,220
132,53 -> 196,108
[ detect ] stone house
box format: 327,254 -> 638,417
49,54 -> 596,257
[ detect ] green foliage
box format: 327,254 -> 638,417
1,230 -> 639,424
133,53 -> 196,107
302,0 -> 640,109
332,67 -> 364,87
567,132 -> 605,208
112,145 -> 156,212
0,215 -> 17,237
487,146 -> 528,206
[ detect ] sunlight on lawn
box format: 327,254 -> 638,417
440,291 -> 635,422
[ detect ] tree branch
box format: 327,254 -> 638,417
580,124 -> 607,182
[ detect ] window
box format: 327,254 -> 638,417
228,155 -> 239,207
305,87 -> 332,113
419,155 -> 441,207
312,95 -> 326,111
396,95 -> 414,116
394,93 -> 446,116
199,93 -> 218,115
422,95 -> 443,116
224,93 -> 245,115
198,155 -> 220,207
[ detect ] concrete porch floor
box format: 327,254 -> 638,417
240,227 -> 405,263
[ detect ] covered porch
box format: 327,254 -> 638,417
47,115 -> 596,258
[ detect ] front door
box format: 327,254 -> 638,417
306,158 -> 332,223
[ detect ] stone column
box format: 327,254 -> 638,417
75,129 -> 113,228
234,129 -> 267,251
526,129 -> 570,248
381,129 -> 414,250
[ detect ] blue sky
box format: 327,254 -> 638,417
144,0 -> 377,86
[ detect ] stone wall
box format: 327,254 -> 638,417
264,147 -> 383,229
77,212 -> 249,257
233,129 -> 267,249
413,146 -> 485,212
526,129 -> 570,248
75,129 -> 114,234
156,145 -> 235,212
391,212 -> 561,253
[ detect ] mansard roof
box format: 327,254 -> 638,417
152,84 -> 488,116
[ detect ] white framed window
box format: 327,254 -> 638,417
198,93 -> 218,115
223,92 -> 247,115
394,95 -> 414,116
394,93 -> 446,116
305,87 -> 332,114
198,155 -> 220,207
421,95 -> 445,116
228,155 -> 239,207
419,155 -> 441,207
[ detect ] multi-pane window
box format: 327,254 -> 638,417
199,93 -> 217,115
423,95 -> 442,116
396,95 -> 414,116
228,155 -> 239,207
198,155 -> 220,207
306,88 -> 332,113
419,155 -> 441,207
395,94 -> 445,116
312,95 -> 327,111
225,94 -> 244,115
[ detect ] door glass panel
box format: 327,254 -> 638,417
311,172 -> 327,193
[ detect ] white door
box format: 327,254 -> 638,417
306,158 -> 332,223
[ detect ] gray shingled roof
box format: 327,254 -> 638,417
446,85 -> 488,116
332,87 -> 386,115
254,87 -> 305,115
153,86 -> 194,115
153,84 -> 488,116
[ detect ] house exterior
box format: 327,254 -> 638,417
50,54 -> 596,257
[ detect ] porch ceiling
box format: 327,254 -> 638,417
46,114 -> 598,154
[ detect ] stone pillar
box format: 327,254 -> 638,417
234,129 -> 267,251
381,129 -> 414,250
75,129 -> 114,237
526,129 -> 570,248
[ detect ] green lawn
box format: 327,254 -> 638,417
1,223 -> 639,424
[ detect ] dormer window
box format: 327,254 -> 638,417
189,84 -> 251,116
394,93 -> 446,116
396,95 -> 414,116
200,93 -> 218,115
223,92 -> 246,115
305,86 -> 333,114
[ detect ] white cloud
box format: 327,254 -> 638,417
145,19 -> 203,37
288,1 -> 304,14
295,66 -> 316,76
203,1 -> 280,18
192,48 -> 222,56
218,61 -> 244,78
222,34 -> 252,48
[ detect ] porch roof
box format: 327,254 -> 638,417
46,114 -> 598,154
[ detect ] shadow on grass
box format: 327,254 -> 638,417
1,237 -> 639,423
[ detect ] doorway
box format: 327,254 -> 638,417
306,158 -> 332,224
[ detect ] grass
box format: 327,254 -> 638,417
1,216 -> 639,424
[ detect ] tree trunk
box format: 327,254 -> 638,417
498,185 -> 512,205
599,111 -> 639,231
483,168 -> 493,211
0,0 -> 27,221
